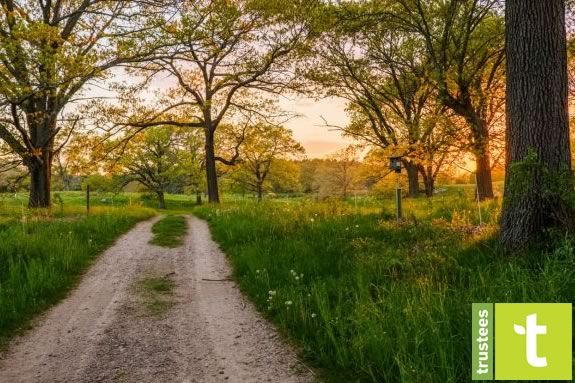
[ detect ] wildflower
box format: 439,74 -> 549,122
285,300 -> 292,305
355,224 -> 359,228
268,290 -> 276,296
295,276 -> 299,281
256,269 -> 260,274
300,273 -> 304,278
310,218 -> 314,223
311,313 -> 317,318
307,293 -> 311,297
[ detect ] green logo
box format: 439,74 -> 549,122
472,303 -> 572,380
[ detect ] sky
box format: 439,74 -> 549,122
90,71 -> 354,159
278,95 -> 354,158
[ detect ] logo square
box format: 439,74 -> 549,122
494,303 -> 572,380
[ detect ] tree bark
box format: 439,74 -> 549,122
405,160 -> 420,198
474,149 -> 494,201
256,182 -> 263,201
28,155 -> 52,208
26,114 -> 57,208
419,166 -> 435,197
501,0 -> 573,250
204,128 -> 220,203
157,191 -> 166,210
470,118 -> 494,201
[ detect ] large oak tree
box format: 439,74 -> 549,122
123,0 -> 315,203
0,0 -> 171,207
501,0 -> 574,249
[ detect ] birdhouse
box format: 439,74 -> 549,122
389,156 -> 402,173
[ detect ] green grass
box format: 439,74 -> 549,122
149,215 -> 188,248
194,198 -> 575,382
0,191 -> 196,345
135,275 -> 176,315
0,205 -> 155,344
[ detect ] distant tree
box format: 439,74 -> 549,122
314,146 -> 360,200
268,159 -> 302,195
501,0 -> 574,249
113,127 -> 196,209
299,159 -> 324,194
230,125 -> 304,200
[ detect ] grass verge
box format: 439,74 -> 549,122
0,206 -> 155,345
149,215 -> 188,248
194,200 -> 575,383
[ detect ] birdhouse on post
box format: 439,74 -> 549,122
389,156 -> 402,173
388,156 -> 403,220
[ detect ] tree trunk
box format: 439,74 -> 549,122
475,150 -> 494,201
256,182 -> 263,201
470,118 -> 494,201
501,0 -> 573,250
28,155 -> 52,208
157,191 -> 166,209
420,167 -> 435,197
405,161 -> 420,198
204,128 -> 220,203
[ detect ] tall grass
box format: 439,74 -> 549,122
0,206 -> 154,343
194,198 -> 575,382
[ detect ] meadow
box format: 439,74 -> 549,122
194,189 -> 575,382
1,188 -> 573,381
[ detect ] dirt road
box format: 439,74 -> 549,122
0,216 -> 314,383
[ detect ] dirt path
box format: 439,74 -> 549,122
0,216 -> 314,383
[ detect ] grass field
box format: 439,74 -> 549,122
2,187 -> 573,381
194,194 -> 575,382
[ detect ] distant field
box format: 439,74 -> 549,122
193,192 -> 574,382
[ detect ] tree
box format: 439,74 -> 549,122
500,0 -> 574,250
121,0 -> 315,203
0,0 -> 171,207
391,0 -> 505,200
230,124 -> 304,200
308,4 -> 458,198
314,146 -> 360,200
114,127 -> 195,209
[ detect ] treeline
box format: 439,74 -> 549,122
0,0 -> 573,249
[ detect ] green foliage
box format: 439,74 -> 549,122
82,174 -> 116,193
505,149 -> 575,209
149,216 -> 188,248
194,199 -> 574,382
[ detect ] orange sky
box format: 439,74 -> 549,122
279,96 -> 354,158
